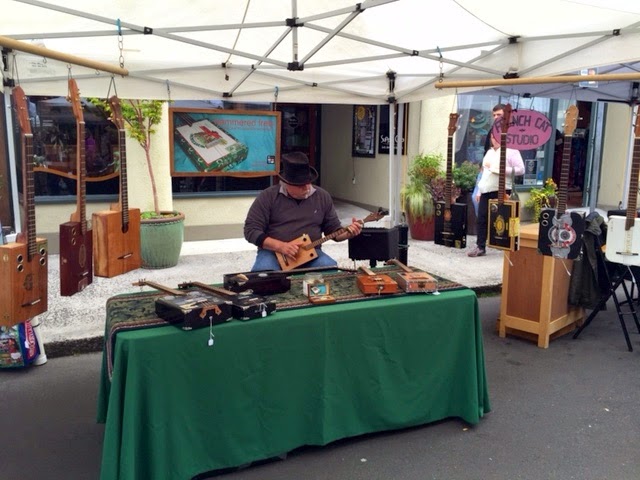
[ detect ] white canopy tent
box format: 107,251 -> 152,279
3,0 -> 640,103
3,0 -> 640,227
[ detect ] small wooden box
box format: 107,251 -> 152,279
308,282 -> 336,304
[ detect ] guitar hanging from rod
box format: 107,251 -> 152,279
435,112 -> 467,248
275,208 -> 387,271
538,105 -> 584,259
92,95 -> 142,277
0,86 -> 48,327
59,78 -> 93,296
487,104 -> 520,251
606,113 -> 640,266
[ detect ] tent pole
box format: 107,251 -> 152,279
0,35 -> 128,76
435,72 -> 640,89
388,102 -> 397,227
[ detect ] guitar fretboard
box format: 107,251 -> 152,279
118,128 -> 130,229
557,134 -> 572,217
77,121 -> 87,235
24,134 -> 36,260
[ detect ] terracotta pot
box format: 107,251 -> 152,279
406,212 -> 435,241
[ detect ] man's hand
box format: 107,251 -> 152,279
262,237 -> 301,259
337,217 -> 363,241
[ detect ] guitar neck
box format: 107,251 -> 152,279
180,281 -> 237,297
498,132 -> 507,203
386,258 -> 412,273
24,134 -> 37,260
304,220 -> 362,250
134,280 -> 186,297
445,135 -> 454,209
557,134 -> 573,216
75,121 -> 87,234
626,136 -> 640,230
118,128 -> 130,226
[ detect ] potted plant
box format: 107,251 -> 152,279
401,152 -> 444,240
525,178 -> 558,222
452,160 -> 481,235
90,98 -> 185,268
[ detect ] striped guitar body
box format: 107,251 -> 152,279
605,216 -> 640,266
487,199 -> 520,251
434,201 -> 467,248
60,221 -> 93,295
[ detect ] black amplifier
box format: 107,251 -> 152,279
348,227 -> 400,266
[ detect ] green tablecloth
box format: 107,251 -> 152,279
97,288 -> 490,480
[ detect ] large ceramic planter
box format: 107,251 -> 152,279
140,211 -> 185,269
406,212 -> 435,241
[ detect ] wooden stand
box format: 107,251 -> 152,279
499,223 -> 584,348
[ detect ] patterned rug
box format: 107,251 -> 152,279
104,266 -> 466,379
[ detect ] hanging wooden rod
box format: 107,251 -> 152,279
0,35 -> 129,77
435,72 -> 640,89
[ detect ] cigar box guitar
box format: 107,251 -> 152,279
60,78 -> 93,296
0,86 -> 48,327
434,113 -> 467,248
487,103 -> 520,251
133,279 -> 233,330
538,105 -> 584,259
92,95 -> 142,277
356,266 -> 400,295
276,208 -> 387,271
606,113 -> 640,266
385,259 -> 437,293
178,281 -> 276,320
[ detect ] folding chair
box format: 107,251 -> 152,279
572,236 -> 640,351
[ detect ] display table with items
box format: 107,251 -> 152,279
97,267 -> 491,480
499,222 -> 584,348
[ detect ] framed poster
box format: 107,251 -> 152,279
169,107 -> 281,177
378,104 -> 409,155
352,105 -> 377,157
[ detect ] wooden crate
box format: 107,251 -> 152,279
498,222 -> 584,348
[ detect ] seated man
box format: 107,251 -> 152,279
244,152 -> 362,271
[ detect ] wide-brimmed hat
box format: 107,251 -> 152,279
278,152 -> 318,185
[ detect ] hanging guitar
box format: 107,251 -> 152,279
59,78 -> 93,296
0,86 -> 48,327
606,113 -> 640,266
487,104 -> 520,251
92,95 -> 142,277
435,113 -> 467,248
275,207 -> 387,271
538,105 -> 584,259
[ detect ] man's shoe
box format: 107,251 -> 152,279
467,246 -> 486,257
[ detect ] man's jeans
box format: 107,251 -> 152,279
250,248 -> 337,272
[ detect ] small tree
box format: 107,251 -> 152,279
89,98 -> 165,216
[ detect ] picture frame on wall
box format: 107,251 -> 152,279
352,105 -> 377,157
378,104 -> 409,155
169,107 -> 281,177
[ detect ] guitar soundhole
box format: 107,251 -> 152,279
17,254 -> 23,263
490,204 -> 498,213
71,238 -> 77,246
39,246 -> 46,255
40,257 -> 47,266
71,227 -> 77,236
541,219 -> 549,227
17,264 -> 24,273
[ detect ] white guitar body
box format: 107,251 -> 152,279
605,216 -> 640,266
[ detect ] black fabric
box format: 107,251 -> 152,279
568,212 -> 609,309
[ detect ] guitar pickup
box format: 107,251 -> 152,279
21,298 -> 42,307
